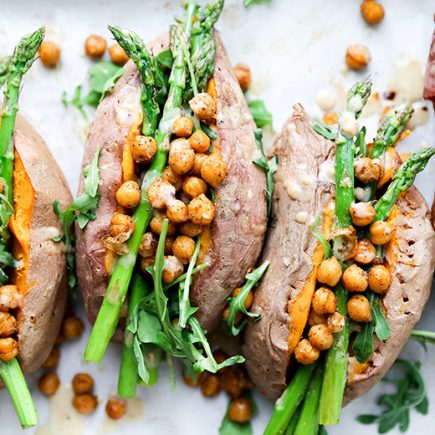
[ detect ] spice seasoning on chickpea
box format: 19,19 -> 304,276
72,394 -> 98,415
110,213 -> 135,238
38,372 -> 60,396
327,312 -> 345,333
189,92 -> 217,122
360,1 -> 385,25
131,135 -> 157,164
353,239 -> 376,265
317,256 -> 342,287
172,235 -> 196,264
312,287 -> 337,315
85,35 -> 107,58
294,339 -> 320,365
179,221 -> 203,237
39,41 -> 61,67
162,166 -> 184,190
72,373 -> 94,395
106,396 -> 127,420
166,199 -> 189,223
370,220 -> 394,245
150,212 -> 177,236
116,180 -> 141,209
109,43 -> 129,65
148,178 -> 176,209
173,116 -> 194,138
308,324 -> 334,351
0,337 -> 18,361
347,294 -> 372,323
200,374 -> 221,397
192,153 -> 208,176
200,155 -> 227,188
350,202 -> 376,227
0,312 -> 17,337
62,316 -> 84,340
183,176 -> 208,198
345,44 -> 371,70
228,397 -> 252,423
169,139 -> 195,175
189,130 -> 211,153
342,264 -> 368,293
162,256 -> 184,284
368,264 -> 391,295
188,194 -> 215,225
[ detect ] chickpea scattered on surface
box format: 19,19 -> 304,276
200,374 -> 221,397
294,339 -> 320,365
62,316 -> 85,340
131,135 -> 157,165
0,337 -> 18,362
312,287 -> 337,315
162,256 -> 184,284
162,166 -> 184,191
354,239 -> 376,265
232,287 -> 254,310
179,221 -> 203,237
173,116 -> 194,138
345,44 -> 371,70
188,194 -> 215,225
106,396 -> 127,420
110,213 -> 135,237
147,178 -> 175,209
228,398 -> 252,424
0,311 -> 17,337
183,176 -> 208,198
354,157 -> 382,183
116,180 -> 141,209
109,43 -> 129,65
327,312 -> 346,333
85,35 -> 107,58
192,153 -> 208,176
0,284 -> 23,311
360,1 -> 385,25
189,92 -> 217,122
166,199 -> 189,223
308,310 -> 327,327
38,372 -> 60,397
72,373 -> 94,395
189,130 -> 211,153
234,63 -> 252,91
347,295 -> 372,323
43,346 -> 61,369
172,235 -> 196,264
370,220 -> 394,245
323,112 -> 338,125
150,212 -> 177,236
72,394 -> 98,415
169,139 -> 195,175
350,202 -> 376,227
39,41 -> 61,67
342,264 -> 368,293
317,256 -> 343,287
368,265 -> 391,295
201,155 -> 228,188
308,324 -> 334,351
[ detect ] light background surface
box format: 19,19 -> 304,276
0,0 -> 434,434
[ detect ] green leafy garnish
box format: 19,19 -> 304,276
248,99 -> 273,128
53,146 -> 102,287
225,260 -> 269,336
253,129 -> 277,216
312,122 -> 337,141
243,0 -> 272,7
411,330 -> 435,351
357,359 -> 429,433
156,49 -> 174,69
310,216 -> 331,259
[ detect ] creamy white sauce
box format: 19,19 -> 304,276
159,107 -> 181,135
406,103 -> 430,130
318,160 -> 335,184
355,187 -> 371,202
316,89 -> 336,111
34,226 -> 61,242
285,180 -> 309,202
387,58 -> 425,103
340,111 -> 358,138
347,95 -> 363,114
295,211 -> 309,224
116,90 -> 142,126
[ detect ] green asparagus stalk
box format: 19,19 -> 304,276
0,56 -> 12,87
285,408 -> 301,435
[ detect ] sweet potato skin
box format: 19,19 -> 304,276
423,29 -> 435,107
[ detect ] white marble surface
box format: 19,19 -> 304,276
0,0 -> 434,434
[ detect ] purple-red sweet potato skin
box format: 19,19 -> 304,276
424,29 -> 435,107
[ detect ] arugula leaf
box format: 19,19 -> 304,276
248,99 -> 273,128
312,122 -> 337,141
83,145 -> 102,197
310,216 -> 331,259
253,129 -> 277,216
89,61 -> 122,93
371,293 -> 391,341
156,49 -> 174,69
411,330 -> 435,351
226,260 -> 269,336
243,0 -> 272,8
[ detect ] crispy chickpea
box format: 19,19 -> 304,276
38,372 -> 60,396
345,44 -> 371,70
294,339 -> 320,365
192,153 -> 208,176
323,112 -> 338,125
72,373 -> 94,395
189,92 -> 217,122
116,180 -> 140,209
347,294 -> 371,323
221,367 -> 249,398
327,312 -> 346,333
360,1 -> 385,25
189,130 -> 211,153
200,374 -> 221,397
162,256 -> 184,284
62,316 -> 85,340
350,202 -> 376,227
0,312 -> 17,337
109,43 -> 129,65
342,264 -> 368,292
72,394 -> 98,415
162,166 -> 183,191
166,199 -> 189,223
169,139 -> 195,175
0,337 -> 18,362
368,264 -> 391,295
200,155 -> 228,188
106,396 -> 127,420
0,180 -> 4,194
308,324 -> 334,351
232,287 -> 254,310
317,256 -> 342,287
165,236 -> 174,255
223,306 -> 243,325
150,212 -> 177,236
308,310 -> 327,327
354,157 -> 382,183
312,287 -> 337,315
0,284 -> 22,311
140,256 -> 155,271
131,135 -> 157,165
172,236 -> 196,264
85,35 -> 107,58
228,398 -> 252,424
139,232 -> 157,258
39,41 -> 61,67
234,63 -> 251,91
188,194 -> 215,225
110,213 -> 135,237
183,176 -> 208,198
354,239 -> 376,265
147,178 -> 175,210
182,371 -> 203,387
179,221 -> 203,237
370,220 -> 394,245
173,116 -> 194,138
43,346 -> 61,369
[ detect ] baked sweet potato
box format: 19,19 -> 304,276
243,105 -> 435,402
424,29 -> 435,107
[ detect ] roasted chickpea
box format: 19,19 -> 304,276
360,1 -> 385,25
350,202 -> 376,227
138,232 -> 157,258
327,312 -> 346,333
221,367 -> 249,398
354,157 -> 382,183
0,337 -> 18,362
109,43 -> 129,65
62,316 -> 85,340
294,339 -> 320,365
0,180 -> 4,194
179,221 -> 203,237
166,199 -> 189,223
347,294 -> 371,323
312,287 -> 337,315
353,239 -> 376,265
182,371 -> 202,387
150,212 -> 177,236
368,264 -> 391,295
183,176 -> 208,198
110,213 -> 135,237
201,155 -> 228,188
192,153 -> 208,176
85,35 -> 107,58
232,287 -> 254,310
168,139 -> 195,175
172,235 -> 196,264
228,398 -> 252,424
162,166 -> 183,191
147,178 -> 175,209
0,312 -> 17,337
234,63 -> 251,91
72,373 -> 94,395
188,194 -> 215,225
200,374 -> 221,397
140,256 -> 155,271
308,324 -> 334,351
116,180 -> 140,209
307,310 -> 327,327
43,346 -> 61,369
0,284 -> 22,311
162,256 -> 184,284
223,306 -> 243,325
173,116 -> 194,138
323,112 -> 338,125
345,44 -> 371,70
38,372 -> 60,396
72,394 -> 98,415
342,264 -> 368,292
131,135 -> 157,165
189,92 -> 217,122
370,220 -> 394,245
164,236 -> 174,255
317,256 -> 342,287
39,41 -> 61,67
106,396 -> 127,420
189,130 -> 211,153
